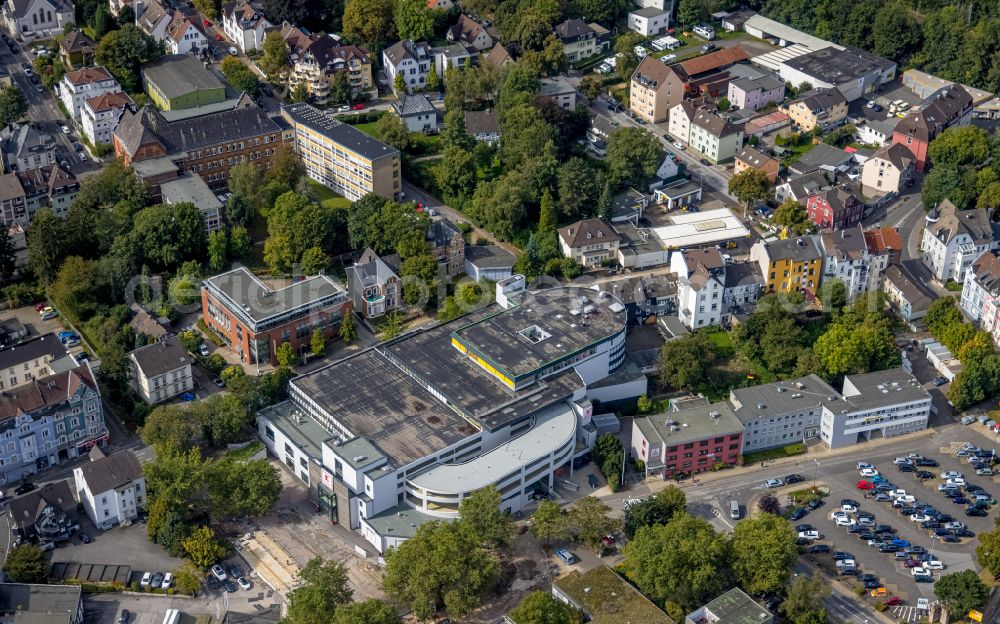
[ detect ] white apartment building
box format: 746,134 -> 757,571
79,92 -> 132,146
921,200 -> 999,282
59,66 -> 121,121
671,248 -> 763,330
127,335 -> 193,404
668,100 -> 700,144
383,40 -> 431,93
960,250 -> 1000,324
818,227 -> 875,300
689,109 -> 743,164
163,12 -> 206,55
72,449 -> 145,530
2,0 -> 73,40
627,7 -> 670,37
820,369 -> 931,448
0,334 -> 74,391
730,374 -> 838,452
222,1 -> 271,53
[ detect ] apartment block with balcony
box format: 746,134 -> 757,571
347,248 -> 400,319
819,227 -> 876,301
281,102 -> 400,201
287,37 -> 374,105
383,40 -> 431,94
921,199 -> 1000,283
59,66 -> 121,121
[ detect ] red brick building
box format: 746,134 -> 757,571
630,399 -> 744,478
806,185 -> 865,231
201,267 -> 351,366
891,85 -> 972,172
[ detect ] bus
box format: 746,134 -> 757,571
163,609 -> 181,624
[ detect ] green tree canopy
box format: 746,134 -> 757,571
342,0 -> 396,47
729,514 -> 797,595
3,544 -> 48,583
0,86 -> 27,126
94,24 -> 161,92
332,600 -> 400,624
657,332 -> 718,390
286,558 -> 355,624
531,499 -> 569,546
782,575 -> 831,624
182,525 -> 227,568
220,56 -> 260,97
508,591 -> 582,624
933,569 -> 989,614
928,126 -> 990,168
394,0 -> 434,40
458,485 -> 516,549
566,496 -> 618,552
729,169 -> 771,210
606,127 -> 665,190
623,487 -> 687,538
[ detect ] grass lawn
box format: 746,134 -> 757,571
353,121 -> 379,137
706,330 -> 734,355
945,280 -> 963,292
742,442 -> 807,465
306,179 -> 351,210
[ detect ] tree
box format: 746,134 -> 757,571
976,526 -> 1000,577
339,311 -> 357,344
208,459 -> 282,517
458,486 -> 515,549
276,341 -> 296,367
730,515 -> 797,595
394,0 -> 433,41
636,394 -> 652,413
782,575 -> 831,624
717,96 -> 731,111
813,311 -> 898,377
3,544 -> 47,583
538,188 -> 557,232
729,169 -> 771,214
183,525 -> 227,568
509,591 -> 582,624
207,229 -> 228,272
309,328 -> 326,356
94,24 -> 161,92
0,86 -> 27,125
393,70 -> 406,94
141,405 -> 201,451
434,146 -> 477,201
374,113 -> 410,150
382,521 -> 500,619
613,32 -> 644,82
531,499 -> 568,546
934,569 -> 988,614
676,0 -> 708,27
606,127 -> 664,190
928,126 -> 990,169
221,56 -> 260,97
579,74 -> 602,100
300,246 -> 329,274
871,3 -> 922,62
758,493 -> 781,515
332,600 -> 400,624
27,207 -> 63,283
657,332 -> 717,390
230,226 -> 251,260
202,394 -> 254,445
192,0 -> 216,18
426,62 -> 440,92
623,487 -> 687,538
772,198 -> 812,235
623,513 -> 730,610
566,496 -> 617,552
557,158 -> 600,218
260,30 -> 289,82
49,256 -> 97,320
819,278 -> 847,311
401,253 -> 437,306
93,4 -> 116,37
286,558 -> 355,624
343,0 -> 396,47
172,562 -> 204,595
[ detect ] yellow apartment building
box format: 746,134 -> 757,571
750,237 -> 823,297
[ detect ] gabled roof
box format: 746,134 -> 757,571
631,56 -> 675,90
347,248 -> 399,290
464,110 -> 499,135
7,0 -> 71,19
864,227 -> 903,255
305,39 -> 370,69
553,19 -> 594,42
166,12 -> 199,43
427,219 -> 462,248
17,164 -> 77,197
872,143 -> 914,171
7,480 -> 76,529
383,40 -> 431,66
0,172 -> 24,201
691,108 -> 740,138
447,15 -> 489,44
783,170 -> 831,200
1,122 -> 55,161
137,0 -> 170,33
894,85 -> 972,142
736,145 -> 777,170
676,46 -> 748,81
0,364 -> 97,422
789,87 -> 846,114
926,199 -> 998,246
392,94 -> 435,117
84,91 -> 133,114
128,335 -> 190,378
968,251 -> 1000,295
279,21 -> 315,56
77,451 -> 143,494
59,30 -> 95,55
810,185 -> 861,214
113,107 -> 164,156
484,44 -> 514,68
671,99 -> 704,122
63,66 -> 114,86
820,225 -> 867,261
559,218 -> 619,248
681,247 -> 725,290
225,0 -> 268,30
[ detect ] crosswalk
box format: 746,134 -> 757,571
939,441 -> 968,455
892,606 -> 922,622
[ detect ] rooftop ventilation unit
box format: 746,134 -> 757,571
583,304 -> 597,314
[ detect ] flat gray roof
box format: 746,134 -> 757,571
258,400 -> 328,459
0,583 -> 81,622
729,374 -> 839,425
160,173 -> 221,209
204,267 -> 347,329
692,587 -> 772,624
841,368 -> 930,411
364,503 -> 442,540
636,401 -> 743,447
282,103 -> 400,161
142,54 -> 226,101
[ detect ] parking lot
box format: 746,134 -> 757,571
787,440 -> 995,604
51,520 -> 184,582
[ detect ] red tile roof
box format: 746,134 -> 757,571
863,227 -> 903,254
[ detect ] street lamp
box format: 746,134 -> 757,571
929,534 -> 940,560
812,459 -> 820,490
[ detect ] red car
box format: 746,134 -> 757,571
34,302 -> 46,312
881,597 -> 902,606
216,33 -> 223,40
351,102 -> 365,110
857,480 -> 874,490
203,19 -> 212,26
601,534 -> 616,546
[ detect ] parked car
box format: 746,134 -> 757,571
211,565 -> 227,581
223,580 -> 237,592
140,572 -> 152,587
555,548 -> 577,565
789,507 -> 807,521
198,343 -> 210,356
933,376 -> 948,386
79,532 -> 91,544
785,474 -> 804,484
162,573 -> 174,589
764,478 -> 783,488
237,576 -> 252,590
118,610 -> 130,624
40,308 -> 57,320
151,573 -> 164,588
351,103 -> 365,110
807,544 -> 829,554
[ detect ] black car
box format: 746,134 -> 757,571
118,610 -> 130,624
966,507 -> 988,517
860,574 -> 879,589
840,498 -> 860,507
587,474 -> 599,489
875,524 -> 894,533
934,527 -> 951,537
857,511 -> 875,519
921,521 -> 942,530
227,564 -> 242,578
795,537 -> 811,546
789,507 -> 808,521
806,499 -> 823,510
915,458 -> 938,467
942,535 -> 961,543
699,158 -> 711,166
953,528 -> 975,538
795,523 -> 814,532
847,525 -> 865,534
935,514 -> 954,523
905,545 -> 926,555
965,484 -> 985,493
206,576 -> 222,590
261,85 -> 273,97
878,544 -> 899,553
916,471 -> 934,480
944,489 -> 963,498
13,482 -> 35,495
79,532 -> 91,544
952,496 -> 971,505
858,530 -> 875,540
807,544 -> 830,554
785,474 -> 805,484
899,506 -> 915,516
832,551 -> 852,560
223,580 -> 237,593
897,464 -> 915,472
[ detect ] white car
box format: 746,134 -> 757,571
211,565 -> 227,581
140,572 -> 152,587
924,560 -> 944,570
917,599 -> 929,611
909,513 -> 931,523
943,521 -> 965,530
896,494 -> 915,503
857,462 -> 874,470
841,504 -> 858,513
857,516 -> 875,526
633,45 -> 648,59
946,477 -> 966,487
228,46 -> 238,55
661,53 -> 676,62
938,483 -> 959,492
764,478 -> 783,488
940,471 -> 963,480
60,125 -> 70,135
162,572 -> 174,589
910,566 -> 930,577
830,510 -> 848,520
888,489 -> 908,498
859,468 -> 878,477
673,141 -> 684,149
797,530 -> 819,540
835,516 -> 855,527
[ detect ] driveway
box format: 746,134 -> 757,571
51,520 -> 184,581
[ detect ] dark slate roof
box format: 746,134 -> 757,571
8,480 -> 76,529
347,249 -> 398,290
760,236 -> 821,263
874,143 -> 914,171
0,334 -> 67,371
77,451 -> 143,494
383,40 -> 431,66
927,199 -> 998,245
392,94 -> 435,117
969,251 -> 1000,296
115,94 -> 278,159
8,0 -> 71,19
427,219 -> 461,248
465,244 -> 515,268
59,30 -> 95,55
895,85 -> 972,142
558,218 -> 619,248
1,123 -> 55,161
305,39 -> 370,69
554,19 -> 594,43
791,87 -> 846,114
464,110 -> 499,135
281,103 -> 399,161
692,108 -> 740,137
141,54 -> 226,101
0,583 -> 81,620
128,335 -> 190,378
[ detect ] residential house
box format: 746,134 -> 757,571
674,46 -> 749,97
72,449 -> 145,529
7,480 -> 78,541
280,102 -> 401,201
0,363 -> 106,483
727,73 -> 784,111
80,92 -> 133,146
160,172 -> 223,232
751,236 -> 822,297
0,121 -> 55,173
383,39 -> 432,93
163,11 -> 205,54
127,335 -> 193,403
689,108 -> 743,164
59,66 -> 121,121
632,399 -> 744,478
627,7 -> 670,37
432,42 -> 474,77
539,76 -> 578,109
818,226 -> 878,300
427,219 -> 464,277
781,87 -> 847,132
863,226 -> 902,289
861,143 -> 915,196
58,29 -> 94,69
553,19 -> 609,62
961,250 -> 1000,324
347,248 -> 401,319
222,0 -> 271,53
201,266 -> 351,365
671,247 -> 763,329
586,113 -> 617,155
0,174 -> 25,227
883,264 -> 932,324
602,275 -> 677,326
141,54 -> 227,111
464,245 -> 515,282
686,588 -> 773,624
921,199 -> 1000,282
734,145 -> 778,183
558,218 -> 620,267
484,44 -> 515,69
667,99 -> 702,144
0,582 -> 84,624
287,36 -> 375,105
392,94 -> 438,133
787,143 -> 854,177
114,94 -> 285,191
805,184 -> 864,230
856,118 -> 897,147
446,14 -> 492,51
465,110 -> 499,144
0,333 -> 78,391
17,163 -> 78,219
135,0 -> 171,42
892,85 -> 973,171
630,56 -> 684,124
547,566 -> 674,624
2,0 -> 73,40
